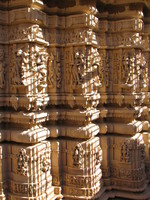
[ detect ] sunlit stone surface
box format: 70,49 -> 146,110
0,0 -> 150,199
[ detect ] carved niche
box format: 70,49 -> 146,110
121,50 -> 134,87
98,50 -> 110,88
71,50 -> 85,87
112,50 -> 122,85
95,146 -> 102,165
120,141 -> 131,163
120,139 -> 145,164
17,148 -> 29,176
137,52 -> 147,90
73,144 -> 85,168
0,49 -> 5,88
9,44 -> 22,86
40,151 -> 50,173
47,49 -> 62,89
9,44 -> 49,94
90,48 -> 102,90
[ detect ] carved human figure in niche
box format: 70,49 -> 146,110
121,54 -> 133,85
37,51 -> 48,87
48,53 -> 55,87
17,148 -> 29,176
71,52 -> 84,85
113,53 -> 121,84
98,57 -> 103,84
9,44 -> 22,85
56,62 -> 61,88
120,142 -> 131,163
11,56 -> 21,85
0,50 -> 5,87
72,63 -> 80,85
73,144 -> 85,167
139,55 -> 147,89
15,44 -> 29,85
41,153 -> 50,172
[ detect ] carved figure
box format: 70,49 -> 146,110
71,52 -> 84,86
122,55 -> 131,84
48,53 -> 55,87
41,154 -> 50,172
9,44 -> 23,85
73,144 -> 85,167
56,62 -> 61,88
121,142 -> 131,163
17,148 -> 29,176
37,51 -> 48,87
0,50 -> 5,87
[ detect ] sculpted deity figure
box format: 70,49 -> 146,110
37,51 -> 48,87
17,148 -> 29,176
56,62 -> 61,88
122,54 -> 133,85
139,54 -> 147,89
16,44 -> 29,85
10,54 -> 21,85
48,53 -> 55,87
71,51 -> 84,86
73,144 -> 85,168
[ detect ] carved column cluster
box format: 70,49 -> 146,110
0,0 -> 58,199
0,0 -> 150,200
97,1 -> 150,198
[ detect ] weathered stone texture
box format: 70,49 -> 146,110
0,0 -> 150,199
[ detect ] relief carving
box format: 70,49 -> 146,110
135,52 -> 147,91
121,52 -> 133,86
37,50 -> 48,89
65,174 -> 92,188
56,62 -> 61,88
95,146 -> 102,165
16,44 -> 29,86
48,53 -> 55,87
40,151 -> 50,172
29,45 -> 48,93
0,50 -> 5,88
98,50 -> 110,87
9,44 -> 22,85
120,141 -> 131,163
73,144 -> 85,167
92,49 -> 103,88
113,51 -> 121,84
17,148 -> 29,176
71,51 -> 85,86
13,183 -> 36,196
48,51 -> 62,89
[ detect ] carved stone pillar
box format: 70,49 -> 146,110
0,0 -> 150,200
